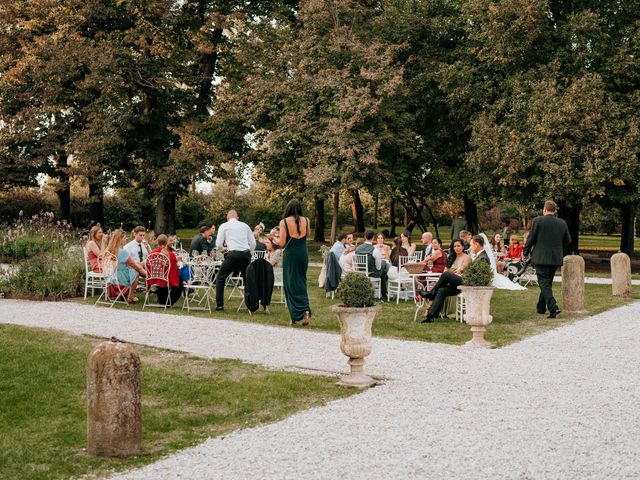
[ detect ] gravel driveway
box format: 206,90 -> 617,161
1,299 -> 639,480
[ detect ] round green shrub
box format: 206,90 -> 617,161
462,259 -> 494,287
336,273 -> 376,307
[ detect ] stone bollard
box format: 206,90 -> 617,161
561,255 -> 585,312
87,337 -> 142,457
611,252 -> 632,297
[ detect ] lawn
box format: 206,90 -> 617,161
0,324 -> 354,480
79,266 -> 639,348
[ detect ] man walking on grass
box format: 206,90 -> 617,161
523,200 -> 571,319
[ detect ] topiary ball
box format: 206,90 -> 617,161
462,259 -> 494,287
336,272 -> 376,307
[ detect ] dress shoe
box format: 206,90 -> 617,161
417,289 -> 435,301
215,306 -> 224,311
547,310 -> 560,319
537,309 -> 546,315
420,315 -> 435,323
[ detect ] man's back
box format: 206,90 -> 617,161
190,234 -> 206,255
524,215 -> 571,266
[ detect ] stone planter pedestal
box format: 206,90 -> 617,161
611,252 -> 632,297
332,305 -> 379,388
459,286 -> 495,348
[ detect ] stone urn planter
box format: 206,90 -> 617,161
459,258 -> 495,348
458,286 -> 495,348
332,273 -> 380,388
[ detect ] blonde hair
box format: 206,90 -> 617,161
88,225 -> 103,244
510,234 -> 520,243
106,229 -> 126,257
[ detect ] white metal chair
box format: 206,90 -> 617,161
143,252 -> 171,310
95,252 -> 129,307
83,247 -> 106,299
388,255 -> 417,303
353,254 -> 382,298
182,257 -> 214,313
252,250 -> 267,261
456,294 -> 466,322
272,266 -> 286,304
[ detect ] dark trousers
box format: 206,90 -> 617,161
156,285 -> 183,307
370,262 -> 390,298
535,264 -> 559,313
428,271 -> 463,318
215,250 -> 251,308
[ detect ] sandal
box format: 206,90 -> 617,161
127,297 -> 139,304
301,311 -> 311,326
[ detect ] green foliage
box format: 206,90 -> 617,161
462,259 -> 493,287
104,189 -> 155,231
176,193 -> 209,229
336,272 -> 376,308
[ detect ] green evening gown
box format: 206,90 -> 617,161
282,219 -> 311,323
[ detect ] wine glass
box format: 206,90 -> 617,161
427,260 -> 433,272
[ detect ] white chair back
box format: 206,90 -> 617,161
414,250 -> 424,262
353,254 -> 370,275
252,250 -> 267,261
398,255 -> 417,269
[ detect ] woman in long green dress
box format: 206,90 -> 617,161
277,199 -> 311,326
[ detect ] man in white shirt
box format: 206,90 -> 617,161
124,226 -> 151,267
330,232 -> 348,258
421,232 -> 433,258
214,210 -> 256,311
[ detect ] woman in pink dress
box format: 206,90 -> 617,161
86,225 -> 105,272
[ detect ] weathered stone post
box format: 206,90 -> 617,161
611,252 -> 632,297
562,255 -> 585,312
87,338 -> 142,457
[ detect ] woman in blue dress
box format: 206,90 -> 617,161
105,229 -> 146,303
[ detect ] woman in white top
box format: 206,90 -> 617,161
339,239 -> 363,277
374,233 -> 391,260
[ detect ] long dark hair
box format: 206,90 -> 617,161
447,239 -> 464,268
283,199 -> 304,235
401,230 -> 412,246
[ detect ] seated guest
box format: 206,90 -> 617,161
458,230 -> 472,250
254,223 -> 267,252
375,233 -> 391,260
506,234 -> 524,260
446,239 -> 472,275
86,225 -> 105,272
400,230 -> 416,257
125,226 -> 151,268
345,233 -> 354,248
340,238 -> 363,276
266,237 -> 283,267
418,235 -> 490,323
190,224 -> 216,256
424,238 -> 447,273
147,234 -> 183,307
388,237 -> 408,281
491,233 -> 507,273
106,228 -> 146,304
330,232 -> 349,258
420,232 -> 433,258
355,230 -> 389,301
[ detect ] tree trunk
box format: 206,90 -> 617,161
423,202 -> 440,240
349,188 -> 365,233
88,181 -> 105,227
403,206 -> 409,228
56,154 -> 71,222
314,196 -> 325,242
195,27 -> 224,116
155,195 -> 176,235
557,200 -> 581,255
373,193 -> 379,229
389,198 -> 396,237
620,203 -> 636,255
463,196 -> 479,234
330,192 -> 339,244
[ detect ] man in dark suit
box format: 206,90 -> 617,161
523,200 -> 571,318
418,234 -> 490,323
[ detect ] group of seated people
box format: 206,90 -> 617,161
188,222 -> 282,268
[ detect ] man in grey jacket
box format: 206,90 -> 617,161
523,200 -> 572,318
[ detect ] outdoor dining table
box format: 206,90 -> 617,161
407,271 -> 441,322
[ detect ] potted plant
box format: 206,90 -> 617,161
458,260 -> 495,348
332,273 -> 380,387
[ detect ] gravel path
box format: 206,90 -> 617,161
2,299 -> 639,479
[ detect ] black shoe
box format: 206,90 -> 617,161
548,310 -> 560,319
537,309 -> 546,315
215,306 -> 224,311
417,289 -> 435,301
420,315 -> 434,323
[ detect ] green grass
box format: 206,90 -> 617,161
0,324 -> 354,480
79,266 -> 639,348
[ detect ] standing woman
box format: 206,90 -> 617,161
277,199 -> 311,326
